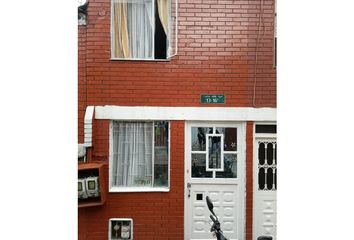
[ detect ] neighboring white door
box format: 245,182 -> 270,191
184,122 -> 245,240
253,133 -> 277,240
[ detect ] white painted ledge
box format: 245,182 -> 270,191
84,106 -> 94,147
109,186 -> 170,193
95,106 -> 276,121
84,106 -> 94,124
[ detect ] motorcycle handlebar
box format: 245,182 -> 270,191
210,214 -> 217,223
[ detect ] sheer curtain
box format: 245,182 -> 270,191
113,122 -> 153,187
113,0 -> 154,59
156,0 -> 169,35
113,2 -> 130,58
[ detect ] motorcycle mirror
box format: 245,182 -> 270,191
206,196 -> 214,211
206,196 -> 218,219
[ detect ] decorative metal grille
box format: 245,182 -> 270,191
258,141 -> 277,191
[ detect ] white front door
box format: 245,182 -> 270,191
253,132 -> 277,240
184,122 -> 245,240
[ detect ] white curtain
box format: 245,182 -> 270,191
113,122 -> 153,187
126,0 -> 154,59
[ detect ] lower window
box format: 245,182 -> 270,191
110,121 -> 169,191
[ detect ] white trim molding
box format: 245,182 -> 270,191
95,106 -> 276,121
84,106 -> 94,147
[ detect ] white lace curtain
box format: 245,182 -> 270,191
113,0 -> 154,59
112,122 -> 153,187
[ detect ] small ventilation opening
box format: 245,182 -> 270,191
255,125 -> 276,134
196,193 -> 203,201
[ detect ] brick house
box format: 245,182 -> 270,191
78,0 -> 276,239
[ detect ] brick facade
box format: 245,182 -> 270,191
78,0 -> 276,239
245,121 -> 254,240
78,0 -> 276,114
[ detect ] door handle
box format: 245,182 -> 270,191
187,182 -> 191,198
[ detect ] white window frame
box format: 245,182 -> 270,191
110,0 -> 178,61
188,124 -> 241,182
109,120 -> 170,192
205,133 -> 224,172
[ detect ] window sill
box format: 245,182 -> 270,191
110,57 -> 172,62
109,186 -> 170,193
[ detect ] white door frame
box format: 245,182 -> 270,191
184,121 -> 246,240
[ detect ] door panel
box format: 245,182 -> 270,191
189,184 -> 239,239
185,122 -> 245,240
253,136 -> 277,240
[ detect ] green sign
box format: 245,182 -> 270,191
200,94 -> 225,104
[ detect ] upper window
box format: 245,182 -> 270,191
111,0 -> 177,60
110,121 -> 169,191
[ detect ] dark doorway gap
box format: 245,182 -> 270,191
154,0 -> 167,59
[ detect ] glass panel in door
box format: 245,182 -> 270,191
191,126 -> 238,179
207,135 -> 222,170
191,153 -> 212,178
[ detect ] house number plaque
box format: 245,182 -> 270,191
200,94 -> 225,104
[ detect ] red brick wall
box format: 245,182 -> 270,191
246,121 -> 254,240
78,25 -> 87,143
245,0 -> 276,107
78,0 -> 276,108
78,0 -> 276,139
79,121 -> 185,240
78,0 -> 276,138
